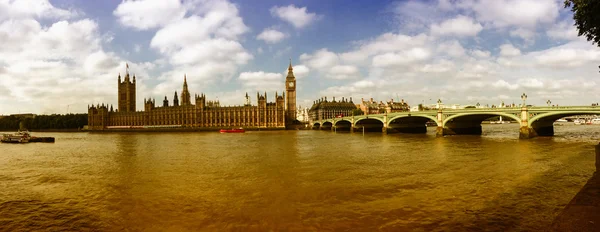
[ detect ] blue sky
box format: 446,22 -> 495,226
1,0 -> 599,114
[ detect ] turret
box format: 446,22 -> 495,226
181,74 -> 191,106
163,96 -> 169,107
173,91 -> 179,107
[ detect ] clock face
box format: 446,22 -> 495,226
288,82 -> 294,87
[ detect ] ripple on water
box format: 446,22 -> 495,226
0,128 -> 597,231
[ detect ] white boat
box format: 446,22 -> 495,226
592,118 -> 600,125
1,131 -> 31,143
556,119 -> 568,122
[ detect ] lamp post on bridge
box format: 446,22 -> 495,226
547,100 -> 552,107
521,93 -> 528,108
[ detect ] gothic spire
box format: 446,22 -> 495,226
286,59 -> 295,79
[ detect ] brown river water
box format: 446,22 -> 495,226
0,123 -> 598,231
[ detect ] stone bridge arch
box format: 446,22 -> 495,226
527,111 -> 600,136
333,119 -> 353,132
312,122 -> 321,130
441,112 -> 521,135
321,121 -> 333,130
354,117 -> 385,132
387,115 -> 438,134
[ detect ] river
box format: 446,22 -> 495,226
0,123 -> 598,231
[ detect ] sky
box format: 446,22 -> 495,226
0,0 -> 599,115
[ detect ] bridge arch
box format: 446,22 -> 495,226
529,111 -> 600,126
354,117 -> 385,125
354,117 -> 385,132
312,122 -> 321,129
442,112 -> 521,136
443,112 -> 521,125
333,119 -> 353,132
526,111 -> 600,136
333,119 -> 352,127
387,115 -> 438,134
388,115 -> 438,127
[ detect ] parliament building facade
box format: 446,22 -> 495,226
88,62 -> 297,130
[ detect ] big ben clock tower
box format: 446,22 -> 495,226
285,59 -> 297,125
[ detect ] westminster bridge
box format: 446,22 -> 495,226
311,106 -> 600,139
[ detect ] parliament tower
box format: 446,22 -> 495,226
286,60 -> 297,124
118,63 -> 136,112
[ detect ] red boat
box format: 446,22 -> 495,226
219,128 -> 245,133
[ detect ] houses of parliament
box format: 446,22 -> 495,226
87,62 -> 297,130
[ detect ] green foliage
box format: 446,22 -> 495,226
486,116 -> 517,122
564,0 -> 600,46
0,114 -> 88,131
352,108 -> 364,116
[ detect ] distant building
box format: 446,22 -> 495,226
359,98 -> 410,115
88,62 -> 297,130
308,97 -> 357,121
10,113 -> 36,118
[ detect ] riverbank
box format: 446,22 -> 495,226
0,129 -> 83,133
551,144 -> 600,231
84,127 -> 288,132
552,174 -> 599,231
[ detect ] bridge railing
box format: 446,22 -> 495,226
318,106 -> 600,121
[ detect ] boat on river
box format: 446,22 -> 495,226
219,128 -> 245,133
1,131 -> 55,143
1,131 -> 31,143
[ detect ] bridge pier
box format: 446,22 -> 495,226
441,121 -> 483,136
389,124 -> 427,134
519,126 -> 537,139
436,126 -> 443,137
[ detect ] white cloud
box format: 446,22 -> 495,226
320,80 -> 377,97
510,27 -> 535,41
461,0 -> 560,29
534,44 -> 600,68
327,65 -> 360,80
372,48 -> 431,67
113,0 -> 186,30
256,28 -> 288,44
119,0 -> 253,91
300,48 -> 339,70
0,0 -> 75,21
270,4 -> 321,29
340,33 -> 432,64
546,21 -> 579,41
0,11 -> 157,114
499,43 -> 521,57
430,15 -> 483,37
287,64 -> 310,79
437,40 -> 466,58
517,78 -> 544,89
421,59 -> 455,73
239,71 -> 284,92
471,49 -> 491,58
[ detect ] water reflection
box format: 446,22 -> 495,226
0,125 -> 597,231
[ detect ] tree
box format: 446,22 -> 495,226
352,108 -> 364,116
564,0 -> 600,46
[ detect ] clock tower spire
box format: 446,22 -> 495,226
285,59 -> 297,126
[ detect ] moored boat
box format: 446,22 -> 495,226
1,131 -> 55,143
1,131 -> 31,143
219,128 -> 245,133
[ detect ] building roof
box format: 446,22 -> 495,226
309,97 -> 357,112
